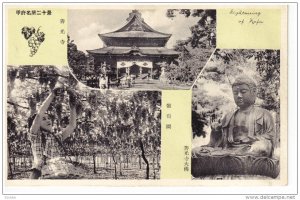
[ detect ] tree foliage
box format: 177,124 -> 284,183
192,49 -> 280,140
212,49 -> 280,111
67,35 -> 88,77
161,9 -> 216,85
166,9 -> 216,48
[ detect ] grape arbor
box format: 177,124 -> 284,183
7,65 -> 161,179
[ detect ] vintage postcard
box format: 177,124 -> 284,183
3,4 -> 287,187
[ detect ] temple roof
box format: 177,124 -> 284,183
100,31 -> 170,38
99,10 -> 171,47
87,46 -> 180,56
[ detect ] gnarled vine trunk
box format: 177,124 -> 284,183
119,162 -> 122,176
139,140 -> 149,179
152,156 -> 156,179
112,154 -> 117,179
92,153 -> 97,174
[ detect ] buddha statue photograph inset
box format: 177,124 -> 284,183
192,49 -> 280,179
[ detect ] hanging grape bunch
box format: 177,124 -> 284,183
68,88 -> 84,115
7,68 -> 18,83
21,26 -> 45,57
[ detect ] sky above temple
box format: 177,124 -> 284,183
68,9 -> 199,53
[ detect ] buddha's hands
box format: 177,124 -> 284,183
240,136 -> 258,144
228,134 -> 234,143
248,139 -> 273,157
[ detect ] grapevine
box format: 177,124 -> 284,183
21,26 -> 45,57
7,65 -> 162,179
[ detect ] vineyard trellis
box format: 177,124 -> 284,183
7,65 -> 161,179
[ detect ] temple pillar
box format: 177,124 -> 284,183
151,68 -> 153,79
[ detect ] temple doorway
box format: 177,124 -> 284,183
130,64 -> 140,76
116,60 -> 153,80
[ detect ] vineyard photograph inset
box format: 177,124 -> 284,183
7,65 -> 161,180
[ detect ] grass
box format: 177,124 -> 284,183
8,162 -> 160,180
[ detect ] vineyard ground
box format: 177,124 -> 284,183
8,156 -> 160,180
9,166 -> 160,180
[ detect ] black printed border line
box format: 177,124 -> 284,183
190,48 -> 216,89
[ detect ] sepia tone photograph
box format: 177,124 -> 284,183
68,9 -> 216,90
191,49 -> 280,180
6,65 -> 161,180
3,3 -> 292,195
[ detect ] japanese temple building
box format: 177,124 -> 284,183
87,10 -> 180,79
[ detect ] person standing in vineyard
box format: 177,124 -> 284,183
29,86 -> 77,179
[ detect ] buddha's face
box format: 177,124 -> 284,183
232,84 -> 256,109
40,114 -> 52,132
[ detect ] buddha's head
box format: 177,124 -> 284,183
232,75 -> 257,110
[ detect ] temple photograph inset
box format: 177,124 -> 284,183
68,9 -> 216,90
